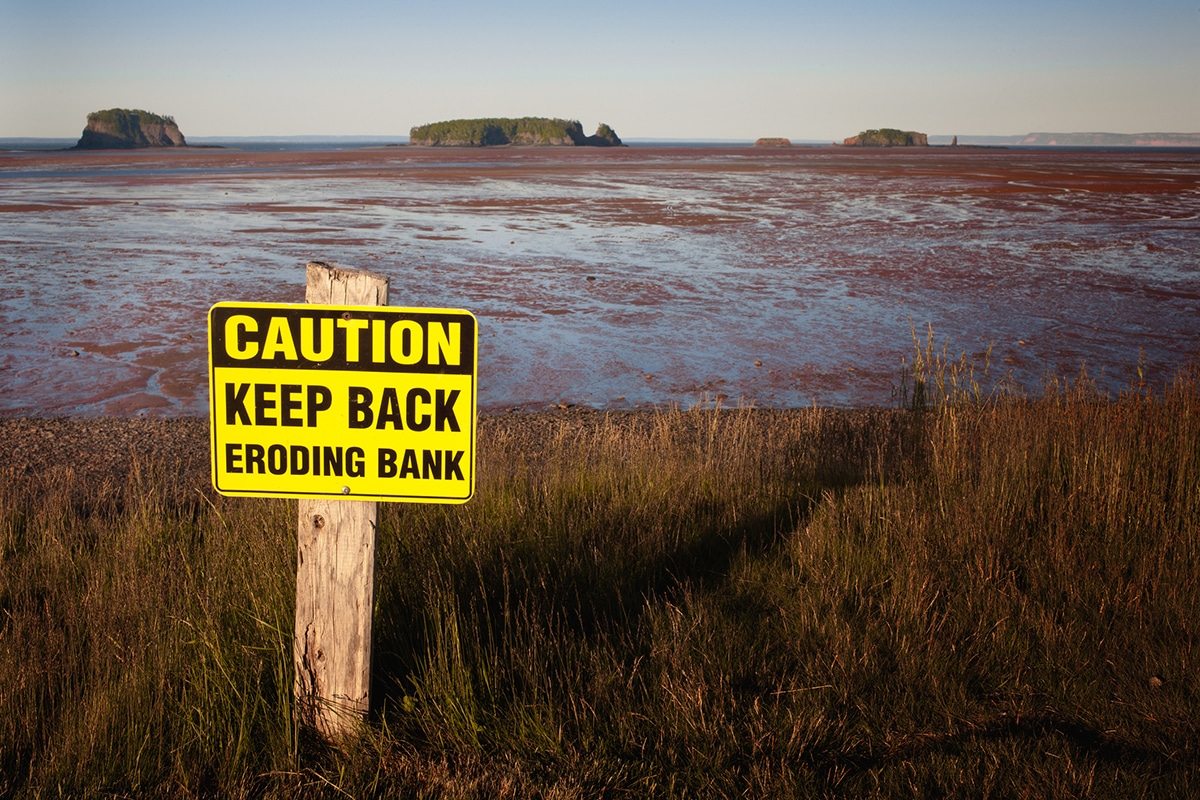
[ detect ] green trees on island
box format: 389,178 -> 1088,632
75,108 -> 186,149
409,117 -> 623,147
592,123 -> 621,145
844,128 -> 929,147
86,108 -> 176,135
408,117 -> 568,146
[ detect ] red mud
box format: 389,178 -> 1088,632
1,145 -> 1198,415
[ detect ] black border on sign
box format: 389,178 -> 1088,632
207,302 -> 478,504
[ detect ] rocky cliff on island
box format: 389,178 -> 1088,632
73,109 -> 187,149
409,117 -> 623,147
843,128 -> 928,147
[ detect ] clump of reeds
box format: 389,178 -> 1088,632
2,350 -> 1197,797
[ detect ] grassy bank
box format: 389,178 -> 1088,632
2,366 -> 1198,797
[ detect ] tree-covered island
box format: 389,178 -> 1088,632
73,108 -> 187,149
409,117 -> 623,147
843,128 -> 929,147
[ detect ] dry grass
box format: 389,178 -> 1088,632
2,357 -> 1198,797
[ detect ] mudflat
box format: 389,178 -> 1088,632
2,145 -> 1198,415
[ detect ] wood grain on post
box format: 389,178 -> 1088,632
295,261 -> 389,738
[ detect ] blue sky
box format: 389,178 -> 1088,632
3,0 -> 1198,138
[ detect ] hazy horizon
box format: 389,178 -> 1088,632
5,130 -> 1200,151
3,1 -> 1199,140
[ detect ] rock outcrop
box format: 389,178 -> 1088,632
585,123 -> 623,147
409,117 -> 624,147
74,109 -> 186,149
843,128 -> 928,147
754,138 -> 792,147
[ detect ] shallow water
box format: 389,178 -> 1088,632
1,146 -> 1197,415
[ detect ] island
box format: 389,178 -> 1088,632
72,109 -> 187,150
408,118 -> 623,147
754,138 -> 792,148
843,128 -> 928,147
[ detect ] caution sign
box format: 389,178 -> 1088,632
208,302 -> 477,503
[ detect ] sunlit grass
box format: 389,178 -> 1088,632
2,355 -> 1197,797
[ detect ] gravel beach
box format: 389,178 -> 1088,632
0,410 -> 671,503
0,406 -> 913,512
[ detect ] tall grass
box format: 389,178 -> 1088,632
1,358 -> 1197,797
0,462 -> 298,797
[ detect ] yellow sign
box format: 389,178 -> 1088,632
208,302 -> 477,503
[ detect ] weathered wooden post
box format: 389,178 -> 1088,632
295,261 -> 388,737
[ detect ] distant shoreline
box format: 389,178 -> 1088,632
6,136 -> 1200,154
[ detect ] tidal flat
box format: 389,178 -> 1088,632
1,145 -> 1197,415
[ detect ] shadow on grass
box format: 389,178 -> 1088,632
367,408 -> 923,731
821,713 -> 1199,778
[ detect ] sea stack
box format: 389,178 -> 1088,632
74,109 -> 187,149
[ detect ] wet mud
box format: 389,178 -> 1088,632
1,145 -> 1197,415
